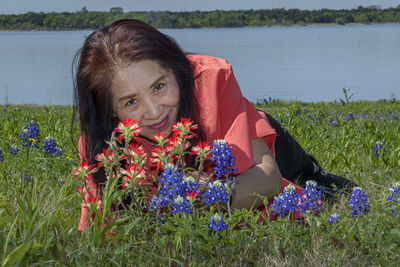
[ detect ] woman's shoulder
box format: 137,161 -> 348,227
186,54 -> 232,75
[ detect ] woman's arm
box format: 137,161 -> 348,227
230,138 -> 282,210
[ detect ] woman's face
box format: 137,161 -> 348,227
112,59 -> 180,140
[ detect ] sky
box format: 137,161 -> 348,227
1,0 -> 399,14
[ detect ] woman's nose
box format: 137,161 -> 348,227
143,98 -> 162,120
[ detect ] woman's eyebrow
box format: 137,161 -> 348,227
118,92 -> 137,103
149,74 -> 167,89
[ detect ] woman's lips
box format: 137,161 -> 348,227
147,115 -> 169,130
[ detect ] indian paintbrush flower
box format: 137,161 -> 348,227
113,119 -> 141,143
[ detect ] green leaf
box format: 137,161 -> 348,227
2,240 -> 33,267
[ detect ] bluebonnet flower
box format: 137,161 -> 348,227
204,180 -> 229,205
280,118 -> 284,123
22,174 -> 32,182
271,184 -> 301,217
297,108 -> 302,118
388,181 -> 400,213
20,121 -> 40,149
298,180 -> 322,214
20,129 -> 30,149
348,187 -> 370,217
329,117 -> 336,126
42,137 -> 62,156
347,113 -> 354,120
0,149 -> 4,162
156,164 -> 184,206
149,195 -> 163,213
156,163 -> 202,210
374,141 -> 385,159
171,195 -> 192,214
180,176 -> 200,196
328,213 -> 340,224
210,139 -> 237,178
208,213 -> 228,232
9,144 -> 19,155
224,176 -> 236,195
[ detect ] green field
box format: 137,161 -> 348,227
0,99 -> 399,266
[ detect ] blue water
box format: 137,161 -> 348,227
0,24 -> 399,105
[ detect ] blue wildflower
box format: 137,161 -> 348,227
42,137 -> 62,156
22,174 -> 32,182
148,195 -> 163,213
208,213 -> 228,232
348,187 -> 370,217
180,176 -> 201,197
297,108 -> 302,118
210,139 -> 237,178
328,213 -> 340,224
9,144 -> 19,155
204,180 -> 229,205
271,184 -> 301,217
374,141 -> 385,159
171,195 -> 192,214
0,149 -> 4,162
21,121 -> 40,149
388,181 -> 400,213
329,117 -> 336,126
280,118 -> 284,123
347,113 -> 354,120
298,180 -> 322,214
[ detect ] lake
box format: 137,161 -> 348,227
0,24 -> 399,105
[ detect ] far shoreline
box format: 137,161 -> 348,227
1,22 -> 399,32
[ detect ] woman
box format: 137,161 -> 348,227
73,19 -> 356,230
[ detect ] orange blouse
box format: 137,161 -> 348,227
78,54 -> 302,231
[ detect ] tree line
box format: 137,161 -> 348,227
1,5 -> 400,31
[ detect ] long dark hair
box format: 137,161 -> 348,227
72,19 -> 203,184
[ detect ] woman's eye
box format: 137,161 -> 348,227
126,99 -> 137,107
154,83 -> 165,92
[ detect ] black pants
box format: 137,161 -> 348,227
262,112 -> 314,182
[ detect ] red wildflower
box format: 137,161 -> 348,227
95,148 -> 115,168
190,141 -> 211,159
186,192 -> 199,201
113,119 -> 141,143
120,164 -> 147,188
172,117 -> 198,138
71,161 -> 98,181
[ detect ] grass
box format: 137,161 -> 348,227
0,99 -> 399,266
